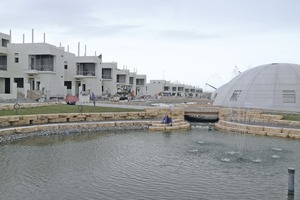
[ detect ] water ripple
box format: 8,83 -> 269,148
0,129 -> 299,199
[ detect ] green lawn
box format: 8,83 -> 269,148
282,114 -> 300,121
0,104 -> 142,116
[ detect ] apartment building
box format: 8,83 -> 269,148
101,62 -> 146,97
0,33 -> 11,98
0,31 -> 147,101
146,80 -> 203,97
0,32 -> 66,100
64,53 -> 103,101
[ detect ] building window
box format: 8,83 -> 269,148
14,78 -> 24,88
102,68 -> 112,79
129,77 -> 134,84
116,74 -> 126,83
2,39 -> 9,47
64,65 -> 68,69
15,57 -> 19,63
230,90 -> 242,101
136,79 -> 144,85
283,90 -> 296,103
0,56 -> 7,70
64,81 -> 72,89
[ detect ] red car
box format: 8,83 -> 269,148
66,95 -> 78,105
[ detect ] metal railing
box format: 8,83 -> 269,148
29,65 -> 54,71
76,71 -> 95,76
102,75 -> 112,79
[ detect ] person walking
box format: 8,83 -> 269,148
91,92 -> 96,106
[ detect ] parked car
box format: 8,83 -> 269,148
66,95 -> 78,105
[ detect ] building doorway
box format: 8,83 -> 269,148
28,78 -> 35,90
75,81 -> 81,96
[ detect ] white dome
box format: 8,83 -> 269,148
212,63 -> 300,112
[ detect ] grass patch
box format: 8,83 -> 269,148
282,114 -> 300,121
0,104 -> 142,116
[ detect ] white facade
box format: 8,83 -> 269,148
146,80 -> 203,97
134,74 -> 147,96
0,32 -> 66,100
101,62 -> 146,97
1,30 -> 200,101
64,54 -> 102,98
0,31 -> 149,100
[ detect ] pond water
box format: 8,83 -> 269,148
0,125 -> 299,200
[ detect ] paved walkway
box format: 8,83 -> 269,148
79,101 -> 153,110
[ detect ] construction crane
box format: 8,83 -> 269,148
205,83 -> 217,90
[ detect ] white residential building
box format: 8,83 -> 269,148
146,80 -> 203,97
64,53 -> 103,99
0,32 -> 66,100
0,31 -> 147,101
1,30 -> 201,101
101,62 -> 146,97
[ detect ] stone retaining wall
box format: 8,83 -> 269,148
218,107 -> 300,127
0,107 -> 184,128
0,106 -> 187,143
0,121 -> 153,143
216,108 -> 300,139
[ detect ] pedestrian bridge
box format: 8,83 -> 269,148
184,105 -> 219,122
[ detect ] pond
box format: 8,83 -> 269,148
0,125 -> 299,200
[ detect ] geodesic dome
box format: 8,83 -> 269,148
212,63 -> 300,112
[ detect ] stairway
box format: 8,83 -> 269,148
27,90 -> 43,101
149,119 -> 191,131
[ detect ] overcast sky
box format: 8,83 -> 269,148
1,0 -> 300,91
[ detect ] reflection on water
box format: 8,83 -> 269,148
0,126 -> 299,200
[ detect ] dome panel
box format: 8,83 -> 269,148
213,63 -> 300,112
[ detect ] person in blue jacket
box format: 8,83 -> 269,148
162,114 -> 172,126
90,92 -> 96,106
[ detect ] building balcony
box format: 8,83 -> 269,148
102,75 -> 112,80
74,70 -> 96,78
116,80 -> 126,84
24,65 -> 54,74
0,46 -> 8,55
40,65 -> 53,71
